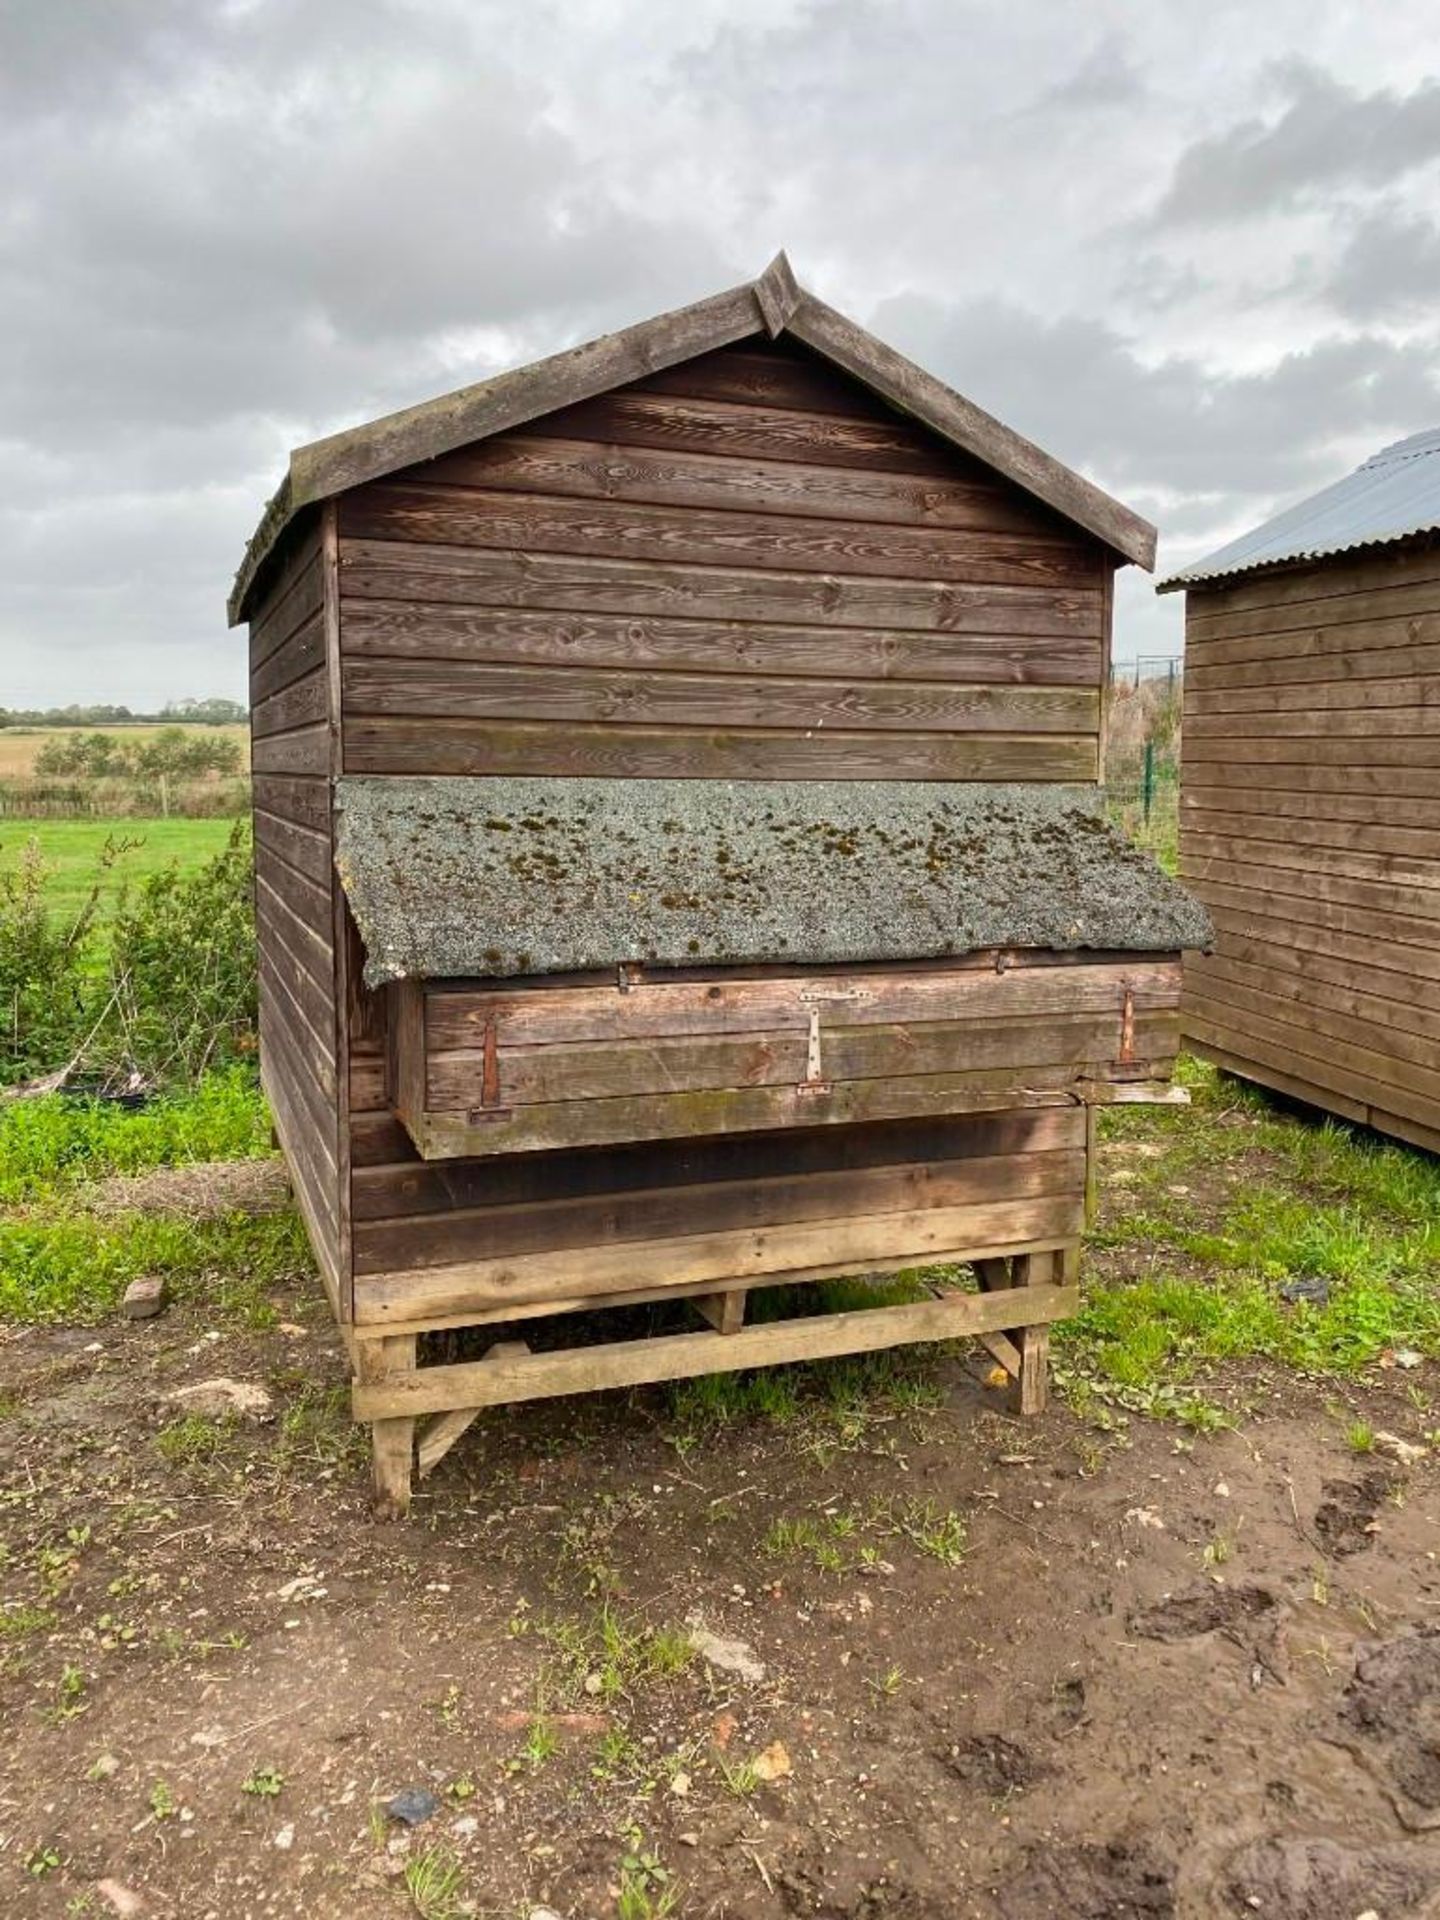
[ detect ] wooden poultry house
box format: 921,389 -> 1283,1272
231,252 -> 1209,1512
1163,429 -> 1440,1152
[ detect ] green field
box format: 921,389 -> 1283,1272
0,816 -> 243,920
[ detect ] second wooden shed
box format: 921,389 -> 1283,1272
1163,428 -> 1440,1151
233,253 -> 1209,1511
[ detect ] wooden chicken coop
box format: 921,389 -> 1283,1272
1162,428 -> 1440,1152
231,252 -> 1209,1512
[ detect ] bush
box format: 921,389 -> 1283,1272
0,823 -> 257,1090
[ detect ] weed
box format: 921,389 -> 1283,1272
1347,1420 -> 1376,1454
46,1663 -> 88,1723
241,1766 -> 285,1798
156,1413 -> 233,1469
1202,1534 -> 1233,1569
889,1497 -> 967,1566
714,1749 -> 761,1798
404,1844 -> 467,1920
867,1663 -> 905,1698
617,1833 -> 679,1920
24,1845 -> 61,1878
148,1779 -> 177,1820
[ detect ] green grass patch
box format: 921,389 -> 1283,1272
0,1207 -> 309,1326
0,1066 -> 269,1206
0,817 -> 241,923
1064,1056 -> 1440,1410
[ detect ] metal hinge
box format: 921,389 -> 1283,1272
796,1007 -> 830,1095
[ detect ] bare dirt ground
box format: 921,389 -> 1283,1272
1,1264 -> 1436,1920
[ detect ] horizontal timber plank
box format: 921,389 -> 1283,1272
342,716 -> 1098,781
251,773 -> 330,835
1186,673 -> 1440,716
257,930 -> 336,1067
339,482 -> 1103,591
341,656 -> 1098,736
1181,735 -> 1440,769
354,1145 -> 1086,1275
1185,636 -> 1440,695
338,539 -> 1104,639
1190,648 -> 1440,702
352,1105 -> 1085,1220
1182,827 -> 1440,893
251,607 -> 327,705
1185,545 -> 1440,627
254,855 -> 334,952
251,665 -> 328,739
425,961 -> 1179,1050
340,596 -> 1102,688
1189,949 -> 1440,1054
1181,792 -> 1440,845
1191,877 -> 1440,960
1183,964 -> 1440,1086
250,722 -> 330,776
423,432 -> 1065,536
1182,1001 -> 1440,1134
636,341 -> 916,419
407,1064 -> 1165,1161
249,542 -> 324,670
1180,763 -> 1440,803
1184,591 -> 1440,655
1181,856 -> 1440,930
354,1190 -> 1086,1322
425,1009 -> 1172,1111
1185,706 -> 1440,741
253,805 -> 332,889
1203,900 -> 1440,987
352,1280 -> 1082,1417
1196,924 -> 1440,1021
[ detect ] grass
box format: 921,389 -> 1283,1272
0,1065 -> 269,1205
0,817 -> 242,922
0,1069 -> 301,1327
1058,1057 -> 1440,1415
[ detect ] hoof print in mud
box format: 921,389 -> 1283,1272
936,1730 -> 1043,1795
1008,1839 -> 1175,1918
1226,1835 -> 1440,1919
1313,1471 -> 1397,1557
1127,1582 -> 1277,1641
1339,1631 -> 1440,1814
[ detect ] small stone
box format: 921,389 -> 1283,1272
1280,1275 -> 1329,1307
273,1824 -> 295,1851
751,1740 -> 792,1782
582,1671 -> 604,1696
528,1909 -> 565,1920
1214,1481 -> 1231,1498
167,1378 -> 273,1422
123,1276 -> 168,1320
386,1787 -> 440,1827
95,1883 -> 146,1917
677,1833 -> 700,1849
686,1616 -> 766,1684
1374,1431 -> 1427,1467
670,1770 -> 691,1797
90,1752 -> 121,1778
452,1816 -> 479,1839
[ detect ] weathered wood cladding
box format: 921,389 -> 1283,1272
335,338 -> 1111,782
248,520 -> 348,1304
1180,543 -> 1440,1154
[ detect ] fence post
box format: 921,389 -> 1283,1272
1142,740 -> 1155,825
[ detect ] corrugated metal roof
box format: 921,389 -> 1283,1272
1158,428 -> 1440,593
333,775 -> 1212,986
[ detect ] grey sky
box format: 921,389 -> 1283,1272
2,0 -> 1438,705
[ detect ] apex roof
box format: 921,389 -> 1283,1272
1159,428 -> 1440,594
229,252 -> 1156,624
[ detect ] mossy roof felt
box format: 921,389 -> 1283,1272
334,777 -> 1212,987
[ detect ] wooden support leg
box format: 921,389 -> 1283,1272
1013,1250 -> 1053,1417
693,1289 -> 747,1334
357,1334 -> 417,1517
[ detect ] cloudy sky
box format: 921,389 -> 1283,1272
4,0 -> 1439,707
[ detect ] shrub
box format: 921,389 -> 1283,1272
0,824 -> 257,1090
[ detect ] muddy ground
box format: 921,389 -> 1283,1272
0,1208 -> 1437,1917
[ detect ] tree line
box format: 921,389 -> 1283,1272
1,697 -> 245,729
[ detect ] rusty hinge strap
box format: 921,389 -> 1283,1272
480,1014 -> 502,1108
1119,986 -> 1135,1064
